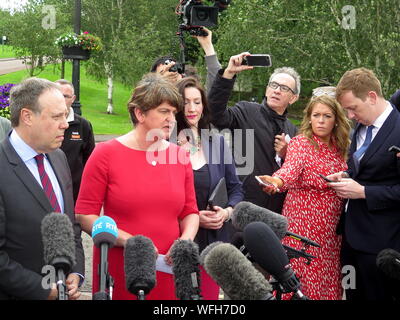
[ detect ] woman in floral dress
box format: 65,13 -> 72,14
259,94 -> 351,300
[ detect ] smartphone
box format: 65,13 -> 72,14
255,176 -> 274,187
242,54 -> 272,67
388,145 -> 400,153
319,174 -> 333,183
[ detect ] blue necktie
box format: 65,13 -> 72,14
353,125 -> 374,164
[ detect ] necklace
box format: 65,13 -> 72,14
178,135 -> 201,155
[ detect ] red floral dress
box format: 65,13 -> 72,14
273,134 -> 347,300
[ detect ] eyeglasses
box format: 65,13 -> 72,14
268,81 -> 296,94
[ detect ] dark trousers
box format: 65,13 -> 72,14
341,237 -> 400,301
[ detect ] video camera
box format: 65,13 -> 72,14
177,0 -> 231,36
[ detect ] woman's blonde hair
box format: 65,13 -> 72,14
299,95 -> 351,160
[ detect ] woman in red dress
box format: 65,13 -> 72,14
259,94 -> 351,300
75,73 -> 199,300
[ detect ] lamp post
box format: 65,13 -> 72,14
71,0 -> 82,115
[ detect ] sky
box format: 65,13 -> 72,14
0,0 -> 28,11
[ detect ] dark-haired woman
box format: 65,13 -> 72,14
175,77 -> 244,299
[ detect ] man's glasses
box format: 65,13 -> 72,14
268,81 -> 296,94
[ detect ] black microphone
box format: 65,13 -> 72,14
286,231 -> 321,248
41,212 -> 76,300
203,243 -> 275,300
231,201 -> 288,239
92,216 -> 118,300
170,239 -> 201,300
243,221 -> 308,300
376,248 -> 400,281
124,235 -> 157,300
232,201 -> 320,248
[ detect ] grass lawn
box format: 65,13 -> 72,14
0,62 -> 133,135
0,45 -> 17,59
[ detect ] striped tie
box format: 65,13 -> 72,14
34,154 -> 61,213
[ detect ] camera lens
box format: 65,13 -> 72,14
196,11 -> 208,21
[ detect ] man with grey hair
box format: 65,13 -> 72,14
208,52 -> 300,213
0,77 -> 85,299
55,79 -> 95,205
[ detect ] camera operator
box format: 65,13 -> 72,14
194,27 -> 221,92
150,56 -> 184,84
150,27 -> 221,90
207,52 -> 301,213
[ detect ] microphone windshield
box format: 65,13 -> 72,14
170,239 -> 201,300
199,241 -> 224,266
204,243 -> 274,300
244,221 -> 291,281
124,235 -> 157,296
41,212 -> 76,271
231,201 -> 288,239
376,248 -> 400,281
92,216 -> 118,248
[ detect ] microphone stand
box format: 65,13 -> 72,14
52,256 -> 71,300
93,245 -> 115,300
137,289 -> 146,301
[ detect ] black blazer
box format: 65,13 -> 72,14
0,136 -> 85,300
195,133 -> 244,251
339,107 -> 400,254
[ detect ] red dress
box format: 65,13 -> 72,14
75,139 -> 199,300
273,134 -> 347,300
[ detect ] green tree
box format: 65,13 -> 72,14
4,1 -> 69,76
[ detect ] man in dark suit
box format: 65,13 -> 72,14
328,68 -> 400,300
0,78 -> 85,300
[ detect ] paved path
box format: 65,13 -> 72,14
80,135 -> 117,300
0,58 -> 27,75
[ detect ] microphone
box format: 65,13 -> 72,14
203,243 -> 275,300
232,201 -> 320,249
231,201 -> 288,239
124,235 -> 157,300
199,241 -> 224,266
41,212 -> 76,300
170,239 -> 201,300
286,231 -> 321,248
92,216 -> 118,300
376,248 -> 400,281
243,221 -> 308,300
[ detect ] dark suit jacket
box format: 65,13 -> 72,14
0,136 -> 85,300
390,89 -> 400,112
340,106 -> 400,254
195,133 -> 244,251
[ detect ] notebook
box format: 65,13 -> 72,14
208,177 -> 228,208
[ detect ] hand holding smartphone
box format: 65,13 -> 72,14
318,174 -> 334,183
241,54 -> 272,67
255,176 -> 280,193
